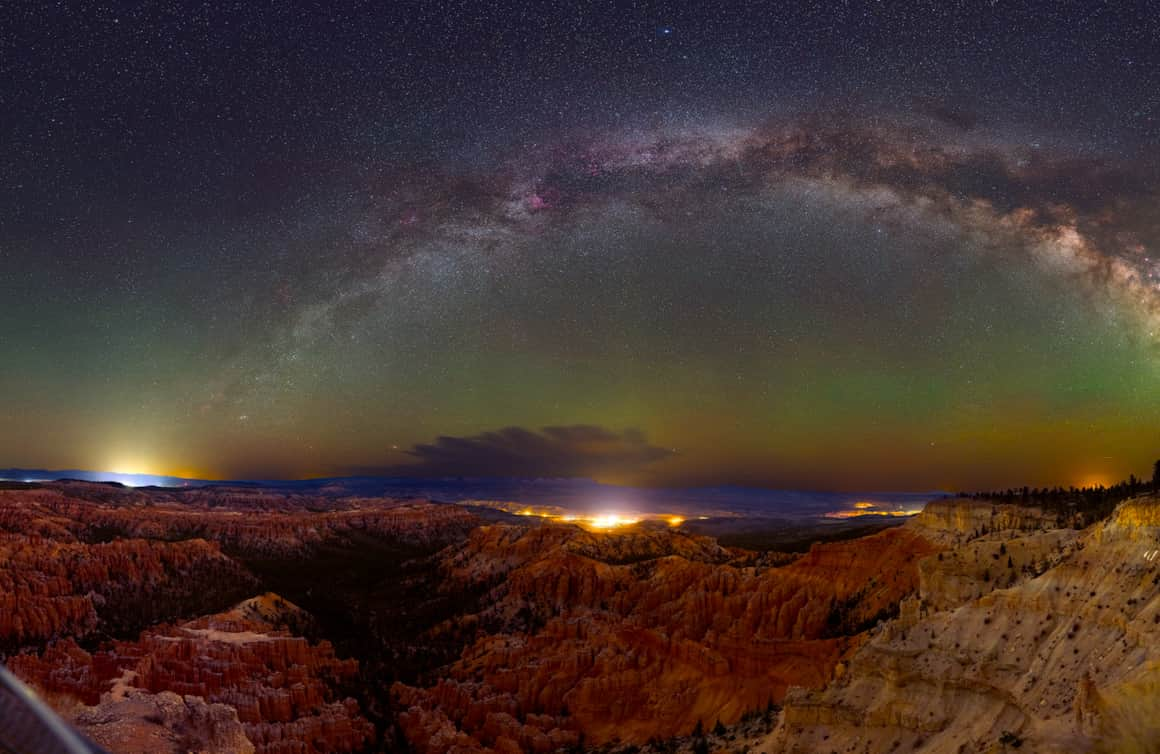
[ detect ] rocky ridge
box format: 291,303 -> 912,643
759,495 -> 1160,754
12,594 -> 375,754
0,483 -> 478,557
0,534 -> 257,651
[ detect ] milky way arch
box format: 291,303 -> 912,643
277,115 -> 1159,368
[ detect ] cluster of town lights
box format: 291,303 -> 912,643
823,501 -> 924,519
514,507 -> 686,530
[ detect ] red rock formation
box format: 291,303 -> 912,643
0,483 -> 502,753
0,483 -> 478,558
394,523 -> 940,751
13,595 -> 375,754
0,534 -> 256,649
0,482 -> 477,650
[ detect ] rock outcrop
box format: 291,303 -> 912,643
909,498 -> 1065,544
759,494 -> 1160,754
73,688 -> 255,754
12,594 -> 375,754
0,534 -> 256,651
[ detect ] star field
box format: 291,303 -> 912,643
1,1 -> 1158,490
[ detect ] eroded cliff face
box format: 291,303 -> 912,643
760,494 -> 1160,754
11,594 -> 375,754
0,484 -> 477,654
0,535 -> 257,651
909,499 -> 1065,545
393,523 -> 939,752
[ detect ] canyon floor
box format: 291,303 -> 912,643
1,481 -> 1157,753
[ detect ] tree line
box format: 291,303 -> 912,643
953,458 -> 1160,525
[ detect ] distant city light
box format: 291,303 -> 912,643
823,501 -> 923,519
482,501 -> 683,530
589,513 -> 640,529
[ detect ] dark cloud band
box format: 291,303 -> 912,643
391,425 -> 674,479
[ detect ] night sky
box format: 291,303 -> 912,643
2,1 -> 1158,491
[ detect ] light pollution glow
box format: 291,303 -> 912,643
510,505 -> 690,530
823,501 -> 924,519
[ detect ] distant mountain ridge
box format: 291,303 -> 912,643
0,468 -> 942,519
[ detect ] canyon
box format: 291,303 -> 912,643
0,481 -> 475,753
392,522 -> 936,751
1,481 -> 1157,753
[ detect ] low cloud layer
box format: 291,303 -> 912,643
394,425 -> 674,479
